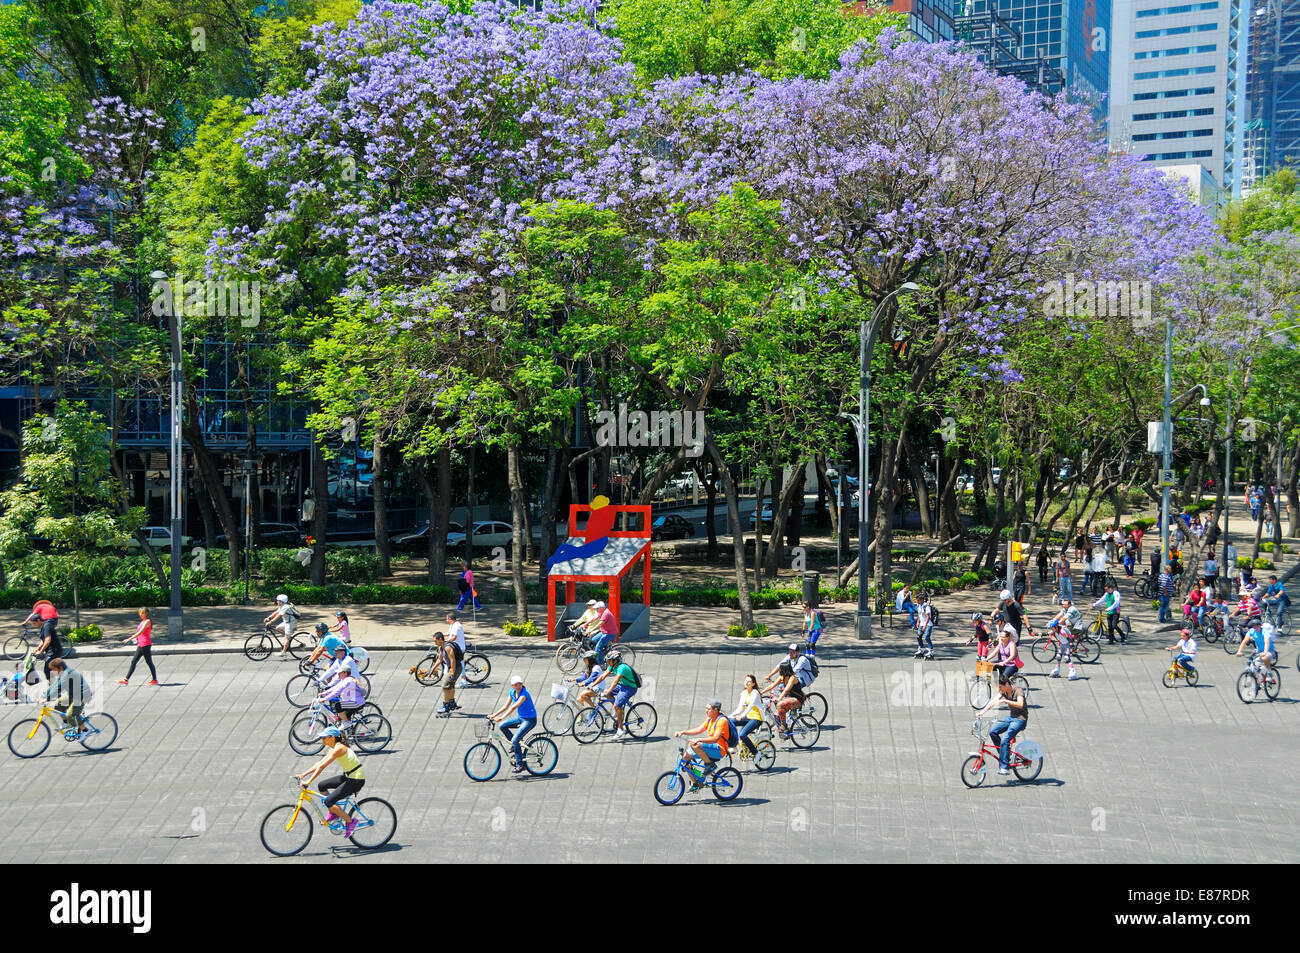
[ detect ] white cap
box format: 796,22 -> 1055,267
586,599 -> 597,606
509,675 -> 524,685
999,589 -> 1011,601
1002,623 -> 1017,637
788,643 -> 800,652
595,601 -> 606,609
276,594 -> 288,603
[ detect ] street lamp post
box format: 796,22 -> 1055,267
169,310 -> 184,643
853,282 -> 920,641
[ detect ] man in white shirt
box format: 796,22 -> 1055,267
1091,549 -> 1108,596
444,612 -> 467,653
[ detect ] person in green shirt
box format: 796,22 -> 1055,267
594,648 -> 639,739
44,657 -> 90,737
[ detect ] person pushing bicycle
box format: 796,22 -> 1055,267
296,727 -> 365,838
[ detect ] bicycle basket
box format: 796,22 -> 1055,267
550,682 -> 569,701
975,660 -> 994,677
473,720 -> 492,740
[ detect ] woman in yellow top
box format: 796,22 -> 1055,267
727,675 -> 763,757
296,727 -> 365,838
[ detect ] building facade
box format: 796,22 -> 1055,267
1244,0 -> 1300,187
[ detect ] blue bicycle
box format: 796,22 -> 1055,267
653,743 -> 743,805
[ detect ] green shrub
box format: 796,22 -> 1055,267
1260,542 -> 1289,554
960,571 -> 980,586
64,623 -> 103,643
727,624 -> 744,638
746,622 -> 770,638
350,584 -> 454,604
1237,557 -> 1253,569
1253,557 -> 1274,570
257,547 -> 310,583
503,619 -> 540,638
1132,517 -> 1157,530
326,549 -> 381,584
277,584 -> 342,605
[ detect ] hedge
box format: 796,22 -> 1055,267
350,584 -> 455,604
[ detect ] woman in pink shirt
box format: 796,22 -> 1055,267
118,607 -> 158,686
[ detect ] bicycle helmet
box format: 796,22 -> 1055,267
606,649 -> 622,660
276,594 -> 288,603
319,727 -> 343,740
971,612 -> 983,622
582,650 -> 598,660
315,622 -> 329,634
999,589 -> 1012,601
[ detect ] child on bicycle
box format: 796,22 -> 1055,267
569,650 -> 605,710
1165,628 -> 1198,674
967,612 -> 993,660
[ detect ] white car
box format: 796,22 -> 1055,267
445,521 -> 517,553
127,526 -> 192,549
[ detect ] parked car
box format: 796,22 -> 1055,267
390,520 -> 463,553
127,526 -> 193,550
750,504 -> 775,528
214,522 -> 304,546
955,474 -> 975,492
651,515 -> 695,541
445,520 -> 517,553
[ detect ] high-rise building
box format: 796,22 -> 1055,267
1245,0 -> 1300,187
1108,0 -> 1252,200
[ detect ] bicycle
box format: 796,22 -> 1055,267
1189,612 -> 1223,644
1262,602 -> 1290,637
410,644 -> 491,687
1160,648 -> 1199,688
1134,572 -> 1155,600
1028,626 -> 1100,665
259,778 -> 397,856
7,704 -> 119,758
968,659 -> 1029,709
959,717 -> 1043,787
286,666 -> 371,708
288,698 -> 391,756
1236,652 -> 1281,703
1087,609 -> 1130,643
245,624 -> 316,662
553,625 -> 636,673
753,695 -> 820,748
4,626 -> 34,661
1220,619 -> 1258,654
567,692 -> 658,743
653,743 -> 743,805
463,718 -> 558,781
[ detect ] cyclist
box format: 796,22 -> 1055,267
975,674 -> 1029,776
992,590 -> 1029,641
590,601 -> 619,664
488,676 -> 536,773
306,621 -> 347,666
1235,617 -> 1276,668
1259,575 -> 1289,628
728,675 -> 764,758
1165,627 -> 1197,676
43,657 -> 90,739
23,599 -> 63,682
569,650 -> 605,710
967,612 -> 994,660
597,648 -> 638,739
1228,587 -> 1262,629
1045,598 -> 1083,680
673,699 -> 730,787
572,599 -> 600,637
991,625 -> 1023,683
1092,581 -> 1123,644
914,592 -> 935,660
801,602 -> 824,656
317,669 -> 367,726
321,642 -> 362,688
764,646 -> 809,731
295,727 -> 365,838
1182,579 -> 1208,628
431,631 -> 461,715
262,594 -> 300,657
445,612 -> 469,687
328,610 -> 351,643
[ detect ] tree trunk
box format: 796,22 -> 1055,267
434,444 -> 451,584
417,460 -> 438,585
815,455 -> 838,540
704,458 -> 719,559
902,433 -> 932,537
183,392 -> 241,582
309,438 -> 327,586
872,435 -> 902,602
195,479 -> 218,548
785,466 -> 806,549
538,434 -> 569,584
372,434 -> 391,577
706,435 -> 753,631
506,434 -> 529,622
764,463 -> 806,578
972,460 -> 990,525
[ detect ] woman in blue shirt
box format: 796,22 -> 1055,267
490,676 -> 537,774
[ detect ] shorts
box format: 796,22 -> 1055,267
319,774 -> 364,809
698,743 -> 722,761
612,684 -> 636,708
442,665 -> 461,690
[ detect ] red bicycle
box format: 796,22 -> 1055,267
960,717 -> 1043,787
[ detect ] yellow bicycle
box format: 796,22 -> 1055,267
1160,648 -> 1199,688
7,704 -> 118,758
259,778 -> 397,856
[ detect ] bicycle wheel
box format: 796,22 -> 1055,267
786,714 -> 820,749
1203,622 -> 1220,644
522,735 -> 558,776
78,713 -> 117,752
573,707 -> 604,744
803,693 -> 828,725
1135,578 -> 1153,599
289,712 -> 326,756
1161,668 -> 1176,688
969,678 -> 991,710
463,743 -> 501,781
260,804 -> 313,856
623,702 -> 657,739
555,643 -> 582,673
754,721 -> 772,743
355,673 -> 372,698
1263,668 -> 1281,700
614,645 -> 637,668
462,654 -> 490,685
3,634 -> 30,661
960,754 -> 987,788
1186,667 -> 1199,687
1236,671 -> 1259,703
1010,674 -> 1030,696
7,718 -> 50,758
541,702 -> 575,736
351,714 -> 393,753
287,633 -> 315,661
1223,631 -> 1241,654
285,674 -> 317,708
653,770 -> 685,805
244,632 -> 273,662
712,766 -> 743,801
1116,617 -> 1131,640
1012,744 -> 1044,782
348,797 -> 397,849
1075,637 -> 1101,663
412,655 -> 442,686
1030,637 -> 1056,664
753,741 -> 776,771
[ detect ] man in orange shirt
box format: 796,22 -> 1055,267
674,699 -> 730,786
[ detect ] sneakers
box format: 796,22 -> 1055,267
277,651 -> 289,658
147,679 -> 158,686
436,704 -> 451,715
117,678 -> 129,685
1049,666 -> 1060,678
614,728 -> 628,739
511,763 -> 525,774
998,767 -> 1010,776
343,819 -> 359,838
1067,667 -> 1078,681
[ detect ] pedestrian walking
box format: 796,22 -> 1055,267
1082,544 -> 1095,593
118,607 -> 158,686
1036,546 -> 1049,584
1013,561 -> 1029,605
456,560 -> 483,612
1203,549 -> 1218,592
1056,554 -> 1073,603
1157,564 -> 1175,623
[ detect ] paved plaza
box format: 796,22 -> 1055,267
3,613 -> 1296,864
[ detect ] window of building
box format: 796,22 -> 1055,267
1136,1 -> 1219,17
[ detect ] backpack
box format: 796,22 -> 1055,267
800,656 -> 819,685
283,602 -> 299,621
627,665 -> 642,689
814,610 -> 826,630
449,641 -> 464,665
721,716 -> 738,747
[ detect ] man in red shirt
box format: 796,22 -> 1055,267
22,600 -> 63,681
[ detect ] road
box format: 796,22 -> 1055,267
3,635 -> 1296,863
